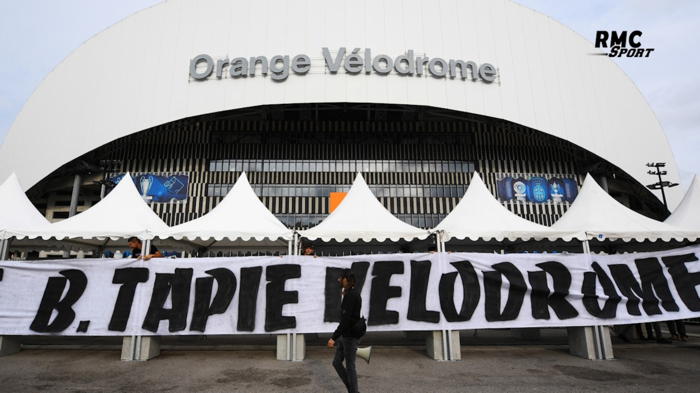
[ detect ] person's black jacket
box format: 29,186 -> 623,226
332,287 -> 362,340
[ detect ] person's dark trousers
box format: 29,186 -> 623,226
667,320 -> 687,338
650,322 -> 672,343
644,323 -> 656,340
333,336 -> 359,393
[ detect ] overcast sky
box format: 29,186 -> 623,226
0,0 -> 698,185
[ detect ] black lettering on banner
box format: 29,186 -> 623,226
662,253 -> 700,311
108,268 -> 149,332
323,262 -> 370,323
76,320 -> 90,333
30,269 -> 87,333
527,262 -> 578,320
609,258 -> 678,316
190,268 -> 237,332
582,262 -> 621,318
368,261 -> 404,325
0,268 -> 3,281
407,260 -> 439,323
635,257 -> 678,312
484,262 -> 526,322
265,264 -> 300,331
142,268 -> 193,332
439,261 -> 480,322
237,266 -> 262,331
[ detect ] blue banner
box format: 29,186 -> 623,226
497,175 -> 578,203
110,174 -> 189,202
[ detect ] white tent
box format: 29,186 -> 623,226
434,173 -> 583,242
666,175 -> 700,230
299,173 -> 430,242
551,174 -> 698,242
161,172 -> 293,243
0,173 -> 52,240
24,174 -> 169,241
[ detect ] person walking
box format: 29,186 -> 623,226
667,319 -> 688,341
328,269 -> 362,393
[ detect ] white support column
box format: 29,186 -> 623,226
567,326 -> 613,360
121,336 -> 161,361
426,330 -> 460,361
568,239 -> 614,360
0,240 -> 21,356
276,333 -> 305,361
0,336 -> 21,356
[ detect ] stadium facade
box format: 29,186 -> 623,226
0,0 -> 680,231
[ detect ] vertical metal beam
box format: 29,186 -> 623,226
130,238 -> 149,360
0,238 -> 9,261
69,174 -> 81,217
445,329 -> 453,361
286,333 -> 291,361
580,238 -> 609,360
293,233 -> 300,256
441,329 -> 449,361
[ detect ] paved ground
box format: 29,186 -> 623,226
1,340 -> 699,393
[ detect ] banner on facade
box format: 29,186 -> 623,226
0,246 -> 698,336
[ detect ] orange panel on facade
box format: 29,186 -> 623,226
329,192 -> 348,213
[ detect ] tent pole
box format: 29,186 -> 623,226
143,238 -> 151,258
574,237 -> 611,360
581,239 -> 591,254
0,238 -> 9,261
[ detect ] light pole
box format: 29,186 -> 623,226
645,162 -> 679,210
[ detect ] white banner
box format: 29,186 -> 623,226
0,246 -> 699,336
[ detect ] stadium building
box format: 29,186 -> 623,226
0,0 -> 681,235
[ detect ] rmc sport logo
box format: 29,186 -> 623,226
594,31 -> 655,58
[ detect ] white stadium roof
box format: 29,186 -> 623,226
0,0 -> 683,207
666,175 -> 700,230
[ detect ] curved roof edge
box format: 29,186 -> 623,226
0,0 -> 682,206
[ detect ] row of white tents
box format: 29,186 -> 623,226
0,170 -> 699,253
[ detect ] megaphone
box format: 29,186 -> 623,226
356,346 -> 372,364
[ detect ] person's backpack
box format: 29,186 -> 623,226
352,316 -> 367,338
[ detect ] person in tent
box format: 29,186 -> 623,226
303,243 -> 317,256
127,236 -> 163,261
